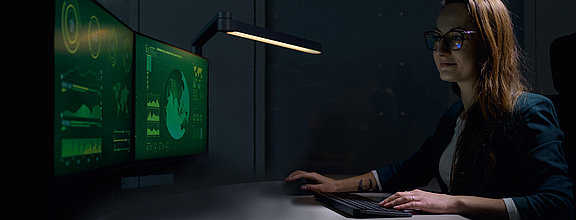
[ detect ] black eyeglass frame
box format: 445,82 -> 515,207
424,29 -> 477,51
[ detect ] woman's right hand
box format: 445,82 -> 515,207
285,170 -> 340,192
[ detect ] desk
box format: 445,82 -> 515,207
99,181 -> 469,220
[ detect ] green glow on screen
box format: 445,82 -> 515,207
54,0 -> 208,177
134,33 -> 208,160
54,0 -> 133,176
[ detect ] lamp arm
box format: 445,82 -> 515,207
191,11 -> 232,55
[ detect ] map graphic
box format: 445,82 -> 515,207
164,69 -> 189,140
113,82 -> 129,117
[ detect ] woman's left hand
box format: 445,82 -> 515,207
379,189 -> 460,213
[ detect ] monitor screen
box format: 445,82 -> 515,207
134,33 -> 208,160
54,0 -> 133,176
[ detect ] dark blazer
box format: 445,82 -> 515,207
375,93 -> 574,219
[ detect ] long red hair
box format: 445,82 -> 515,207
442,0 -> 530,195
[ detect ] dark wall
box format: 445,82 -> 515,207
265,0 -> 453,179
523,0 -> 576,94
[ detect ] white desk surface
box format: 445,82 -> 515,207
99,181 -> 469,220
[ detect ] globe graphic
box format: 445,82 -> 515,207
164,69 -> 189,140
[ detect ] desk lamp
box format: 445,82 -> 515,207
191,11 -> 321,55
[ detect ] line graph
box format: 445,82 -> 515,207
62,104 -> 102,120
62,65 -> 102,81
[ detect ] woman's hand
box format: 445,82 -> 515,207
285,170 -> 340,192
379,189 -> 460,213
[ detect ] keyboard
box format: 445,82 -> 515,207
314,192 -> 412,217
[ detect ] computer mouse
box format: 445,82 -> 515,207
282,178 -> 316,195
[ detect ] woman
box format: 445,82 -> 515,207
285,0 -> 573,219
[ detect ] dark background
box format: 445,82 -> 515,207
52,0 -> 576,218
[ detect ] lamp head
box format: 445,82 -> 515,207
226,31 -> 321,55
191,11 -> 321,55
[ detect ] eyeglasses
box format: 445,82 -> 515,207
424,29 -> 477,51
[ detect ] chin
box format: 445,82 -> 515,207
438,71 -> 458,83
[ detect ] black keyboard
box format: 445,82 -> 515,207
314,192 -> 412,217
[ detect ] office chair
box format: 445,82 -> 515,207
548,32 -> 576,200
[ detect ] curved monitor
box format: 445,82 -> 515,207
54,0 -> 133,177
134,33 -> 208,161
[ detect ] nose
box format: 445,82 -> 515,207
435,38 -> 451,56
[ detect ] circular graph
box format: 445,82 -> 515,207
61,0 -> 80,54
164,69 -> 189,140
108,26 -> 118,67
88,15 -> 101,59
122,38 -> 132,73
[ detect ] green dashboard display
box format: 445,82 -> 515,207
54,0 -> 133,176
134,33 -> 208,160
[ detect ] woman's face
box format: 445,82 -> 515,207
433,3 -> 482,85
